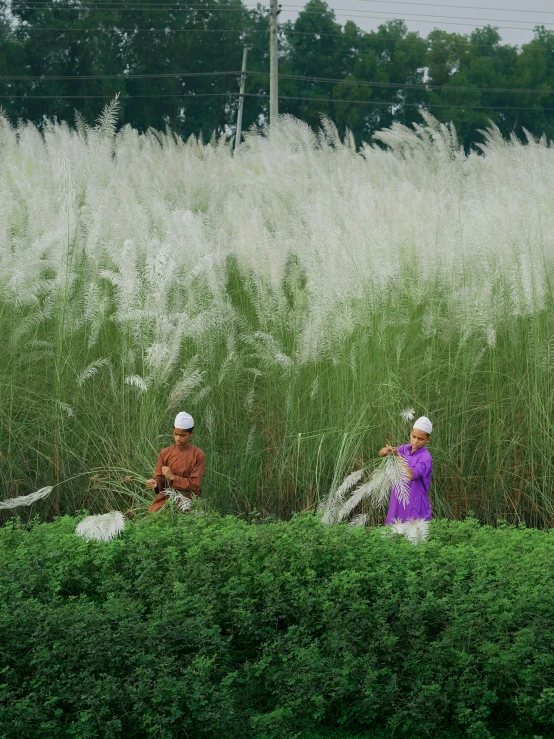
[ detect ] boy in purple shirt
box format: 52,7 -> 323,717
379,416 -> 433,524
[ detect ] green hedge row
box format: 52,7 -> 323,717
1,513 -> 553,738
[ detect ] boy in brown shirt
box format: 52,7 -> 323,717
146,412 -> 206,513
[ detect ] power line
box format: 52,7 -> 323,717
9,22 -> 550,32
9,1 -> 251,7
11,25 -> 255,31
273,73 -> 554,95
17,0 -> 554,11
0,91 -> 235,98
2,69 -> 553,96
2,27 -> 527,53
7,2 -> 233,6
14,0 -> 554,25
5,12 -> 553,51
0,71 -> 241,80
289,0 -> 554,15
282,19 -> 551,41
2,89 -> 554,112
278,5 -> 554,28
15,3 -> 554,31
122,34 -> 524,51
14,3 -> 254,9
14,1 -> 249,5
268,93 -> 554,110
12,0 -> 554,27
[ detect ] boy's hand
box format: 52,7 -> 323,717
146,479 -> 157,490
384,445 -> 399,456
162,465 -> 175,481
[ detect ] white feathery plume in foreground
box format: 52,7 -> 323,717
332,468 -> 366,501
389,519 -> 406,537
333,454 -> 410,524
389,517 -> 429,545
401,408 -> 415,422
338,478 -> 383,521
320,468 -> 365,523
124,375 -> 148,393
77,358 -> 109,386
0,486 -> 53,510
388,454 -> 411,508
322,455 -> 410,525
75,511 -> 125,542
164,490 -> 193,512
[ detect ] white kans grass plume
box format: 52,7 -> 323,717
246,425 -> 257,454
330,468 -> 365,503
401,408 -> 415,423
2,104 -> 554,522
349,513 -> 369,527
163,490 -> 193,512
75,511 -> 125,542
124,375 -> 149,393
168,368 -> 205,409
338,455 -> 410,522
389,517 -> 430,545
0,486 -> 54,510
57,401 -> 75,418
0,107 -> 551,368
77,358 -> 109,386
320,468 -> 365,524
322,455 -> 410,525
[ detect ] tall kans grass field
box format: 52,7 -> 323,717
1,105 -> 553,525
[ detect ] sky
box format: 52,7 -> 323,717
244,0 -> 554,48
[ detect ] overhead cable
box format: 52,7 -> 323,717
2,70 -> 553,96
2,89 -> 554,112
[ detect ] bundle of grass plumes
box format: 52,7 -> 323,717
320,454 -> 410,526
321,456 -> 430,545
75,511 -> 125,542
164,490 -> 193,512
322,460 -> 429,544
387,517 -> 429,545
0,487 -> 53,510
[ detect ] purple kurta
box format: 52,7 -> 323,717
385,443 -> 433,524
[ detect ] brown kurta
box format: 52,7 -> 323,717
148,443 -> 206,513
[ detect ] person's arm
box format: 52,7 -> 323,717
379,444 -> 398,457
403,456 -> 431,482
146,451 -> 165,491
154,452 -> 167,491
168,451 -> 206,494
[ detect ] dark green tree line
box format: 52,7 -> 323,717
1,0 -> 554,147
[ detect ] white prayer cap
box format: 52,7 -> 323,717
413,416 -> 432,435
174,411 -> 194,430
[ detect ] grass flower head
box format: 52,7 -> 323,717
75,511 -> 125,542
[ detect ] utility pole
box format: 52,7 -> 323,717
269,0 -> 279,124
235,46 -> 248,153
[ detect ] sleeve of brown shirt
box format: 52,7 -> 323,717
170,449 -> 206,494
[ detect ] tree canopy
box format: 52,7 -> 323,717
2,0 -> 554,147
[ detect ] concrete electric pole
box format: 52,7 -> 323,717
269,0 -> 279,124
235,46 -> 248,153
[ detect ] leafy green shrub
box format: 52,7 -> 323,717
0,514 -> 553,738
